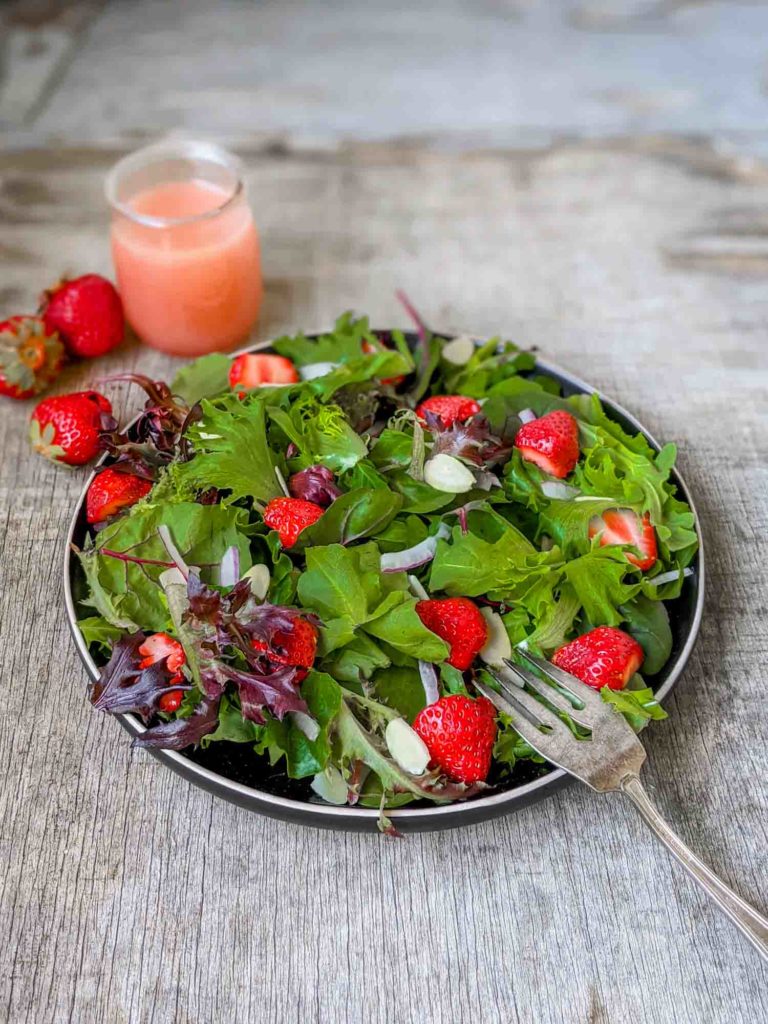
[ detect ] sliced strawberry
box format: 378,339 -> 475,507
413,694 -> 498,783
415,597 -> 488,670
86,467 -> 152,524
263,496 -> 325,548
229,353 -> 298,391
514,409 -> 579,479
416,395 -> 481,428
252,617 -> 318,678
139,633 -> 186,709
589,508 -> 657,571
552,626 -> 644,690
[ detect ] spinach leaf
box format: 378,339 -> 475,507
619,594 -> 673,675
295,488 -> 402,548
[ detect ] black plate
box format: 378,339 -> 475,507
63,332 -> 705,832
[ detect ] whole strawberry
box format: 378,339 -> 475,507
413,694 -> 498,783
263,496 -> 325,547
415,597 -> 488,670
86,467 -> 152,524
41,274 -> 124,358
416,395 -> 481,428
514,409 -> 579,478
552,626 -> 644,690
30,390 -> 112,465
0,316 -> 64,400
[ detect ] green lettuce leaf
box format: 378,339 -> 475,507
295,488 -> 402,548
171,353 -> 231,404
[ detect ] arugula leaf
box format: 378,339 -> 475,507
295,488 -> 403,548
601,685 -> 667,727
562,548 -> 640,627
619,594 -> 673,675
173,399 -> 282,503
78,615 -> 123,654
171,353 -> 231,404
254,670 -> 343,778
372,666 -> 427,721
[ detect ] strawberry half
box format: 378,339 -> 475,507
415,597 -> 489,670
229,353 -> 298,391
413,695 -> 498,783
30,389 -> 112,465
138,632 -> 186,712
552,626 -> 644,691
263,496 -> 325,547
588,508 -> 657,571
252,617 -> 318,679
416,395 -> 481,428
86,467 -> 152,524
514,409 -> 579,478
0,316 -> 64,400
41,274 -> 124,359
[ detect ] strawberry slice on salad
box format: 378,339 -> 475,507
263,496 -> 325,548
514,409 -> 579,479
252,617 -> 318,680
229,353 -> 298,391
415,597 -> 488,670
413,694 -> 498,783
552,626 -> 644,690
589,508 -> 657,571
416,394 -> 481,428
138,632 -> 186,712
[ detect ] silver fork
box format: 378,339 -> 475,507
475,650 -> 768,961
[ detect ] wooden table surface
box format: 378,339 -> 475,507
1,4 -> 767,1023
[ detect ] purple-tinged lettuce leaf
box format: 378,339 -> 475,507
288,464 -> 342,506
132,697 -> 220,750
218,664 -> 309,722
89,633 -> 192,720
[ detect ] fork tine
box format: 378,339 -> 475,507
499,659 -> 582,716
516,648 -> 607,712
483,668 -> 575,736
473,678 -> 551,751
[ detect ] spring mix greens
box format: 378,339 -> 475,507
75,313 -> 698,827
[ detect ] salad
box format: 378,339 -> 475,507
74,312 -> 698,831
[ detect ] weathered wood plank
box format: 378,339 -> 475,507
0,139 -> 766,1024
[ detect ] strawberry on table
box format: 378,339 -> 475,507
415,597 -> 488,670
138,632 -> 186,712
252,617 -> 318,679
229,353 -> 298,391
416,395 -> 481,428
0,316 -> 64,400
514,409 -> 579,479
30,389 -> 112,465
86,467 -> 152,524
552,626 -> 644,691
588,508 -> 657,571
263,496 -> 325,548
41,274 -> 124,359
413,694 -> 498,783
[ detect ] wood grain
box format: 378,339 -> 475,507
0,138 -> 767,1023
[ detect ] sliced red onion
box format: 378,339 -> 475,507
274,465 -> 290,496
380,522 -> 451,573
157,524 -> 190,579
217,545 -> 240,588
519,408 -> 537,424
418,660 -> 440,705
540,480 -> 581,500
650,567 -> 694,586
289,710 -> 320,741
408,575 -> 430,601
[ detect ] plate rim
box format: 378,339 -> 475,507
62,332 -> 705,830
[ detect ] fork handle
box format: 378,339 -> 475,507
621,774 -> 768,961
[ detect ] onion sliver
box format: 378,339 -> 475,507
418,660 -> 440,705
